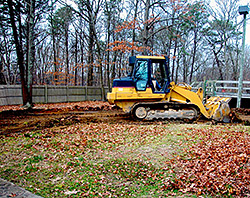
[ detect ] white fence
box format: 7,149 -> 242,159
191,80 -> 250,99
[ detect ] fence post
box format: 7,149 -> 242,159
4,85 -> 8,105
213,81 -> 216,96
85,86 -> 88,101
66,86 -> 69,102
203,78 -> 207,98
45,85 -> 48,104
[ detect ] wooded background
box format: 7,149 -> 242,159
0,0 -> 250,104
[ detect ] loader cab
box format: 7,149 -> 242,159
129,56 -> 170,93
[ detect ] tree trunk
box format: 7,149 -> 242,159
230,39 -> 239,81
27,0 -> 35,105
189,30 -> 197,83
0,58 -> 6,84
52,25 -> 58,84
7,0 -> 29,105
183,53 -> 187,83
111,51 -> 118,81
1,34 -> 11,84
213,49 -> 224,80
106,5 -> 111,91
118,52 -> 123,78
175,55 -> 180,83
171,39 -> 177,81
26,4 -> 30,85
166,37 -> 172,78
80,38 -> 85,86
131,0 -> 139,56
65,27 -> 69,85
74,32 -> 78,86
142,0 -> 150,54
96,41 -> 105,100
87,23 -> 94,86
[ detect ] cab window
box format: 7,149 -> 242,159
134,60 -> 148,91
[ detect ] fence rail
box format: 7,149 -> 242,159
1,81 -> 249,106
191,80 -> 250,98
0,85 -> 108,106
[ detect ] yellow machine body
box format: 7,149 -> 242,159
107,56 -> 231,121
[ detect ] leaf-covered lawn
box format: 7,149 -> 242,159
163,126 -> 250,196
1,121 -> 249,197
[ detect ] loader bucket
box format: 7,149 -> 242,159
205,96 -> 231,122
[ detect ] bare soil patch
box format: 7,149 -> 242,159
0,102 -> 126,135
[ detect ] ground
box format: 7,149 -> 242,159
0,101 -> 249,197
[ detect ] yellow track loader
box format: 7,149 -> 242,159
107,55 -> 231,122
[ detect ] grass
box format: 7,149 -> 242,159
0,122 -> 249,197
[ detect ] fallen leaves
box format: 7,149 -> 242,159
163,126 -> 250,196
0,101 -> 117,112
